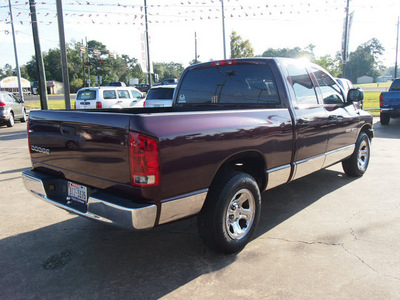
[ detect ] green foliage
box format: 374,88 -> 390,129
153,62 -> 184,83
261,46 -> 313,59
344,38 -> 385,82
230,31 -> 254,58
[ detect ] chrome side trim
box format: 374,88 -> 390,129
22,171 -> 157,230
266,164 -> 291,190
323,145 -> 355,168
293,154 -> 325,180
159,189 -> 208,224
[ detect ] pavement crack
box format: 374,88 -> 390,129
265,236 -> 343,247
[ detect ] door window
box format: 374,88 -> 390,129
286,63 -> 318,105
311,68 -> 344,104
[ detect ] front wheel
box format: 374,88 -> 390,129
197,172 -> 261,254
342,132 -> 371,177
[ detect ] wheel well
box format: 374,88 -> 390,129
212,152 -> 266,192
360,124 -> 373,140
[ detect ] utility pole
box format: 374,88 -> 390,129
194,32 -> 198,64
221,0 -> 227,59
342,0 -> 350,78
8,0 -> 24,102
144,0 -> 152,86
29,0 -> 48,110
395,17 -> 399,79
56,0 -> 71,109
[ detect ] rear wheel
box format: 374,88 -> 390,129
380,112 -> 390,125
6,112 -> 14,127
342,132 -> 370,177
197,172 -> 261,254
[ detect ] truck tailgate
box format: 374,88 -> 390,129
381,92 -> 400,108
28,110 -> 132,190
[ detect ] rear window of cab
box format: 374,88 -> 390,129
177,64 -> 280,105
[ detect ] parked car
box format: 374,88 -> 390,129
152,78 -> 179,86
144,85 -> 176,107
0,91 -> 27,127
104,81 -> 126,87
336,78 -> 363,109
74,86 -> 144,109
135,84 -> 151,93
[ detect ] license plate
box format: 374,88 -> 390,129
68,182 -> 87,204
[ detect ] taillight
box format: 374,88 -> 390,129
0,101 -> 6,108
74,101 -> 76,109
96,101 -> 102,109
379,93 -> 383,107
211,59 -> 237,66
129,132 -> 159,187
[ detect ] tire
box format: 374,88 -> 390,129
20,109 -> 27,122
6,112 -> 14,127
197,172 -> 261,254
342,132 -> 370,177
380,112 -> 390,125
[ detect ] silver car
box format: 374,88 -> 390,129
144,85 -> 176,107
0,91 -> 27,127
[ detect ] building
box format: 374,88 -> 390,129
356,76 -> 374,84
0,76 -> 31,95
31,80 -> 64,95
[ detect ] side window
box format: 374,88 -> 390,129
286,64 -> 318,105
311,68 -> 344,104
177,64 -> 280,105
117,90 -> 130,99
130,90 -> 142,98
103,90 -> 117,99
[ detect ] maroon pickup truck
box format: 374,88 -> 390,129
22,58 -> 373,253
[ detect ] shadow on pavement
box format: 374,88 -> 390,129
373,117 -> 400,139
0,167 -> 358,299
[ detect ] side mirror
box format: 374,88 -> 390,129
347,88 -> 363,103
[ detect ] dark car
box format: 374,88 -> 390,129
135,84 -> 151,93
0,91 -> 27,127
104,81 -> 126,87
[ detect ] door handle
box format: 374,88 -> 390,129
298,117 -> 310,125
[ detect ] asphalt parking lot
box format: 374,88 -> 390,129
1,118 -> 399,299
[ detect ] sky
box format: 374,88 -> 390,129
0,0 -> 399,72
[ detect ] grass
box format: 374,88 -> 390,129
363,91 -> 381,116
355,81 -> 392,89
25,100 -> 75,110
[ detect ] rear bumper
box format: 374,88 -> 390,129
22,169 -> 208,230
381,108 -> 400,118
22,170 -> 157,230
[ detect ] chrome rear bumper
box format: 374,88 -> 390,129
22,170 -> 157,230
22,170 -> 208,230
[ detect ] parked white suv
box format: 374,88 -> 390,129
75,86 -> 144,109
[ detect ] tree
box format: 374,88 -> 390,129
230,31 -> 254,58
261,46 -> 314,60
153,62 -> 184,82
314,54 -> 341,77
344,38 -> 385,82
